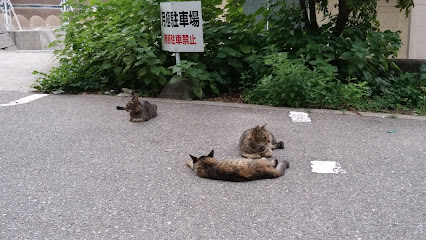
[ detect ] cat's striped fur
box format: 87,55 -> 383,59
186,150 -> 289,182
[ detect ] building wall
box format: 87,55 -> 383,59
408,0 -> 426,59
3,0 -> 62,29
377,0 -> 410,59
320,0 -> 412,59
10,0 -> 62,20
11,0 -> 62,4
313,0 -> 424,59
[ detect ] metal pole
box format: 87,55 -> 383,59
3,0 -> 11,30
61,0 -> 67,11
266,0 -> 269,31
175,52 -> 181,76
8,0 -> 22,30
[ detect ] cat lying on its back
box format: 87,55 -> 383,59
239,124 -> 284,159
117,93 -> 157,122
186,150 -> 289,182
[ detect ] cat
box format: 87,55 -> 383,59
186,150 -> 289,182
239,124 -> 284,159
117,93 -> 157,122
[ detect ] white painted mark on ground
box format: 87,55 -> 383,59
311,161 -> 346,174
0,94 -> 49,107
289,111 -> 311,122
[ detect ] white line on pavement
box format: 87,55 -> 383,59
0,94 -> 49,107
311,161 -> 346,174
289,111 -> 311,122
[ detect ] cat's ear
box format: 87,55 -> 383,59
254,125 -> 261,132
189,155 -> 198,163
261,124 -> 267,129
131,93 -> 139,102
208,150 -> 214,157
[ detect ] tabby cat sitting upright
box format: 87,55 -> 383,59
239,124 -> 284,159
117,93 -> 157,122
186,150 -> 289,182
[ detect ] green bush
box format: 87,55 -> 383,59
32,0 -> 262,97
32,0 -> 425,114
33,0 -> 174,95
168,60 -> 211,98
244,52 -> 339,108
242,2 -> 424,114
263,2 -> 402,84
365,65 -> 426,114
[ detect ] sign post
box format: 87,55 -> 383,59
160,1 -> 204,75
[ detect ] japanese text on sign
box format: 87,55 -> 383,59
164,34 -> 197,45
161,11 -> 200,28
160,1 -> 204,53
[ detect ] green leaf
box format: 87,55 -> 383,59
341,52 -> 353,60
114,67 -> 123,74
192,85 -> 203,99
210,83 -> 219,94
101,61 -> 112,69
355,60 -> 366,69
144,77 -> 152,85
254,7 -> 265,16
228,58 -> 243,68
150,66 -> 165,76
187,68 -> 202,78
137,68 -> 147,78
222,47 -> 241,57
158,76 -> 167,85
217,52 -> 227,58
134,59 -> 145,67
240,45 -> 252,53
170,65 -> 183,74
169,75 -> 183,85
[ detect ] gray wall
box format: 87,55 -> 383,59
243,0 -> 299,15
243,0 -> 267,15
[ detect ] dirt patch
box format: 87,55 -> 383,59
203,93 -> 245,104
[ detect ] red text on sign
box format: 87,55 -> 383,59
164,34 -> 197,45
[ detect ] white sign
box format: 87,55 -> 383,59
160,1 -> 204,52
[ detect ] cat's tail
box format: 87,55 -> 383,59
116,106 -> 126,110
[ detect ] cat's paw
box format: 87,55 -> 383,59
264,149 -> 273,157
242,153 -> 262,159
185,159 -> 194,169
276,141 -> 285,149
272,159 -> 278,167
131,117 -> 148,122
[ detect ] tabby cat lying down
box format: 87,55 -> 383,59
117,93 -> 157,122
186,150 -> 290,182
239,124 -> 284,159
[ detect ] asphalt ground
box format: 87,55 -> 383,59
1,51 -> 425,239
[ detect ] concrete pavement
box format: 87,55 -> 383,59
0,50 -> 59,92
1,51 -> 425,239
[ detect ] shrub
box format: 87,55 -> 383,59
366,65 -> 426,114
33,0 -> 174,95
32,0 -> 262,98
244,52 -> 342,108
32,0 -> 424,114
